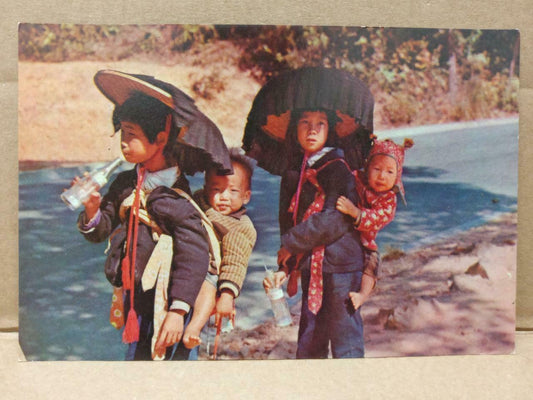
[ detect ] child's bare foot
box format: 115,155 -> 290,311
183,327 -> 202,349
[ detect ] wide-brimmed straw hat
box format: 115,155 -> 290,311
94,70 -> 232,175
95,70 -> 179,109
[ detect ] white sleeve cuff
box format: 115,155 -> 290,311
169,300 -> 191,313
218,281 -> 240,298
77,209 -> 102,233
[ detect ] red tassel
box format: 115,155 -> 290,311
120,167 -> 146,345
121,256 -> 131,290
122,308 -> 139,343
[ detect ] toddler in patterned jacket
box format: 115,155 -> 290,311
336,138 -> 413,311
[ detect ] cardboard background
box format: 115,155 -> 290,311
2,1 -> 532,398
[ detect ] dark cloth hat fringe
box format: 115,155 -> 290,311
95,70 -> 232,176
243,67 -> 374,176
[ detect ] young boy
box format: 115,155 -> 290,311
76,86 -> 212,361
336,138 -> 413,311
182,149 -> 257,349
268,109 -> 367,359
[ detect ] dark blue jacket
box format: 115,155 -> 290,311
78,168 -> 209,309
279,148 -> 364,274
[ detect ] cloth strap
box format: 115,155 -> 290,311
109,180 -> 222,357
171,188 -> 221,273
142,187 -> 222,361
141,233 -> 173,360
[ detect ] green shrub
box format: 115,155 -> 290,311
18,24 -> 519,123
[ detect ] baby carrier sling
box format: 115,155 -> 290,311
287,155 -> 351,314
107,176 -> 221,360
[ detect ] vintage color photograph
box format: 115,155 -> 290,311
18,24 -> 518,361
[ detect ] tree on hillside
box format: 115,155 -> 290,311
18,24 -> 519,123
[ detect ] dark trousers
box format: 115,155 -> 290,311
297,269 -> 365,359
123,288 -> 198,361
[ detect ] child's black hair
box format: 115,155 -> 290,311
113,92 -> 179,166
229,148 -> 255,190
206,148 -> 255,190
113,92 -> 173,143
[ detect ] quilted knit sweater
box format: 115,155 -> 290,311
193,189 -> 257,298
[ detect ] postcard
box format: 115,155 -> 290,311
18,24 -> 518,361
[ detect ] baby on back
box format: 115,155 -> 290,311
336,138 -> 413,310
183,149 -> 257,349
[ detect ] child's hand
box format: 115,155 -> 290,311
83,192 -> 102,221
336,196 -> 361,220
68,174 -> 101,220
70,175 -> 82,187
153,310 -> 185,358
349,291 -> 367,311
263,271 -> 287,293
262,276 -> 272,293
277,247 -> 292,268
215,292 -> 234,319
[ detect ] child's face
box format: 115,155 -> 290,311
205,163 -> 251,215
120,121 -> 166,168
367,154 -> 398,193
297,111 -> 329,154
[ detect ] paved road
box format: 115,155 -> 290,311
379,118 -> 518,197
238,118 -> 519,330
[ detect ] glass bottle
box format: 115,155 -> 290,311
265,266 -> 292,327
61,158 -> 123,210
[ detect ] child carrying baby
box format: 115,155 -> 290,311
75,71 -> 226,360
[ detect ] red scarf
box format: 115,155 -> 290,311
121,166 -> 146,343
288,156 -> 347,314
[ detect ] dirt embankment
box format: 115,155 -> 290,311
207,213 -> 516,359
18,42 -> 262,164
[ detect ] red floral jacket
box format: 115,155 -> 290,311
353,170 -> 397,251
